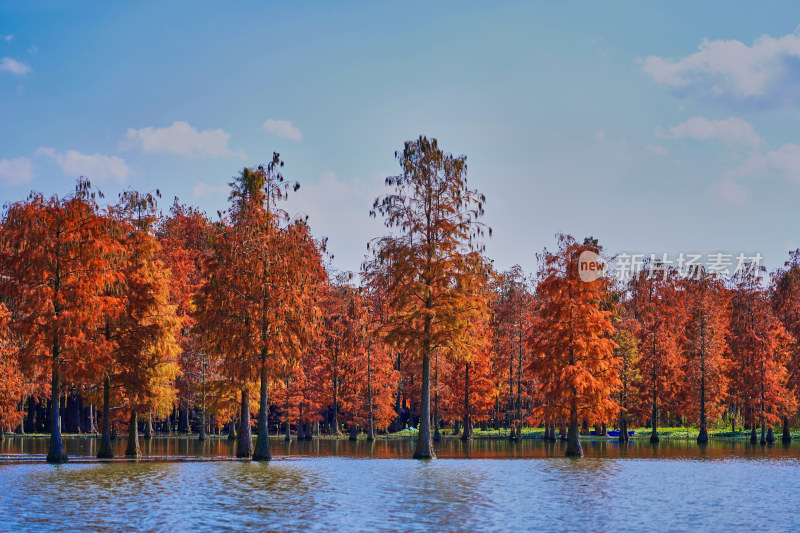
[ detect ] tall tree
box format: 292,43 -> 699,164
158,201 -> 212,440
109,191 -> 181,457
771,250 -> 800,442
370,136 -> 490,459
628,264 -> 685,443
728,272 -> 794,444
491,266 -> 533,438
195,155 -> 324,460
0,180 -> 120,462
680,271 -> 729,444
528,235 -> 619,457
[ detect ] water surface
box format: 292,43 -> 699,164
1,437 -> 798,531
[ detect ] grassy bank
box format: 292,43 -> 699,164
5,426 -> 800,441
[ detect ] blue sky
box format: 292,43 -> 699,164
3,1 -> 800,276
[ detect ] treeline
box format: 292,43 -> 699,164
1,137 -> 799,461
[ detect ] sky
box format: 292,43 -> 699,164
3,1 -> 800,276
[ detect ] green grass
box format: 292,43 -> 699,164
7,426 -> 800,441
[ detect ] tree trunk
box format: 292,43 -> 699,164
433,350 -> 440,442
565,403 -> 582,457
367,341 -> 375,442
413,351 -> 435,459
650,372 -> 659,444
760,422 -> 767,445
252,364 -> 271,461
227,415 -> 237,441
198,409 -> 206,441
237,387 -> 253,458
179,402 -> 190,435
619,416 -> 629,443
199,352 -> 207,441
88,403 -> 98,434
143,411 -> 153,440
461,363 -> 472,442
125,411 -> 140,457
750,424 -> 757,444
782,416 -> 792,444
46,350 -> 68,463
332,377 -> 340,436
766,425 -> 775,444
97,374 -> 114,458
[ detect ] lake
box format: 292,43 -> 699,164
1,437 -> 799,531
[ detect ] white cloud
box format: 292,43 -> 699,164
122,121 -> 244,158
263,119 -> 302,141
0,157 -> 33,184
0,57 -> 31,75
643,31 -> 800,105
734,143 -> 800,182
37,147 -> 131,182
193,182 -> 229,198
665,117 -> 761,146
714,178 -> 748,205
1,35 -> 12,42
645,144 -> 668,155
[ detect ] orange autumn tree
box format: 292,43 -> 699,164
104,191 -> 181,458
370,136 -> 490,459
318,275 -> 362,436
195,155 -> 324,460
728,270 -> 795,445
359,265 -> 401,440
444,253 -> 494,441
771,249 -> 800,443
680,270 -> 730,444
0,180 -> 120,463
0,304 -> 25,437
627,263 -> 685,443
158,201 -> 213,439
491,265 -> 534,439
528,234 -> 619,457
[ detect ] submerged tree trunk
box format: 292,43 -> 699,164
97,373 -> 114,459
252,364 -> 271,461
697,320 -> 709,445
650,366 -> 660,444
433,350 -> 440,442
619,416 -> 629,443
565,401 -> 582,457
782,416 -> 792,444
237,387 -> 253,458
766,425 -> 775,444
227,415 -> 237,440
143,411 -> 153,440
125,411 -> 140,458
199,352 -> 206,441
47,350 -> 68,463
413,351 -> 435,459
750,424 -> 757,444
367,341 -> 375,441
461,363 -> 472,442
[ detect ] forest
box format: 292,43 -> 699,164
1,136 -> 799,461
